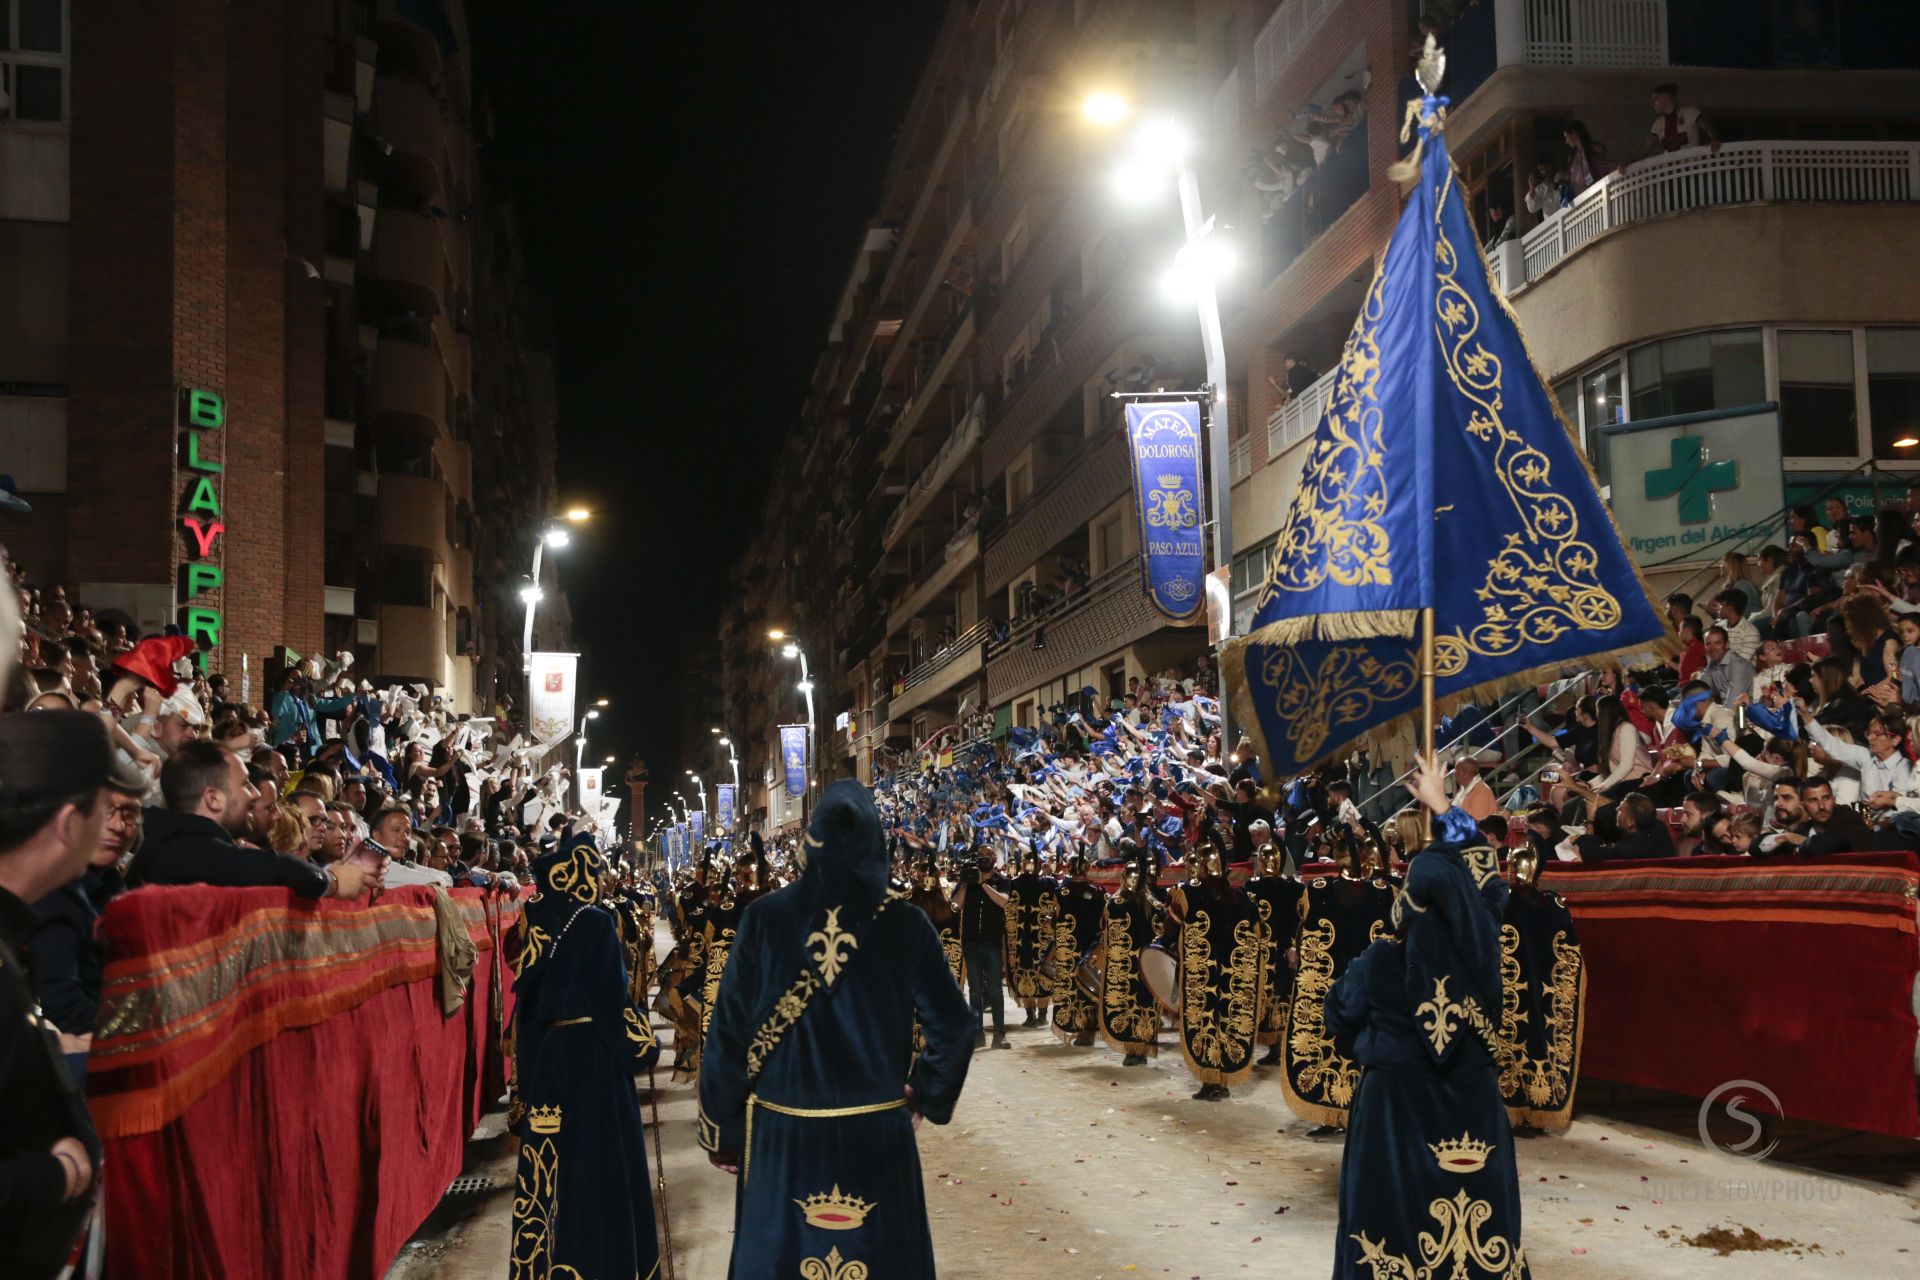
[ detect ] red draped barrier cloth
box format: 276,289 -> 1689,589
1541,853 -> 1920,1139
87,884 -> 523,1280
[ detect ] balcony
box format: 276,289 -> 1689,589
372,339 -> 448,445
883,395 -> 984,550
364,210 -> 448,316
371,75 -> 444,199
377,474 -> 449,560
1229,436 -> 1251,484
1492,0 -> 1667,69
886,522 -> 982,637
984,560 -> 1176,705
879,311 -> 976,469
889,619 -> 992,721
1264,365 -> 1338,466
377,603 -> 447,686
1491,141 -> 1920,296
984,430 -> 1128,592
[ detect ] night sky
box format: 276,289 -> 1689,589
469,2 -> 946,801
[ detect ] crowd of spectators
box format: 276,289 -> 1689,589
1246,88 -> 1370,278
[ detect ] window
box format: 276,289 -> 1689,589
1868,329 -> 1920,461
1092,511 -> 1125,573
1005,460 -> 1032,516
1777,330 -> 1858,457
1627,329 -> 1765,420
1,0 -> 67,124
1552,377 -> 1581,435
1231,544 -> 1272,598
1584,361 -> 1625,430
1001,214 -> 1029,280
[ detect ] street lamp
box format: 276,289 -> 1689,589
575,707 -> 601,781
521,523 -> 579,674
684,769 -> 707,811
1086,91 -> 1236,750
777,639 -> 817,799
717,735 -> 741,788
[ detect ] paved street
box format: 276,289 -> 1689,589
392,946 -> 1920,1279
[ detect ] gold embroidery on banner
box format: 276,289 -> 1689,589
799,1247 -> 869,1280
1179,910 -> 1262,1073
1258,643 -> 1420,778
1264,264 -> 1394,597
1100,910 -> 1159,1048
1351,1189 -> 1526,1280
1429,179 -> 1621,679
807,907 -> 858,986
1286,917 -> 1362,1110
1498,926 -> 1583,1112
509,1136 -> 559,1280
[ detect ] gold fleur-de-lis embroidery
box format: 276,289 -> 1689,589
799,1246 -> 869,1280
808,907 -> 858,986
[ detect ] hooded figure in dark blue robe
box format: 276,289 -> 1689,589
699,780 -> 974,1279
510,831 -> 662,1280
1325,806 -> 1531,1280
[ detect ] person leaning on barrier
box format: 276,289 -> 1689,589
0,711 -> 115,1277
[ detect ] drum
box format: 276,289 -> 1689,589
1140,940 -> 1180,1018
1075,943 -> 1107,1001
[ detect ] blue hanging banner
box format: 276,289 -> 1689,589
1223,95 -> 1667,774
689,809 -> 705,848
716,783 -> 736,833
780,724 -> 809,799
1124,401 -> 1208,622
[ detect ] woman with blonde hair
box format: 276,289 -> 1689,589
267,802 -> 310,856
1717,550 -> 1762,617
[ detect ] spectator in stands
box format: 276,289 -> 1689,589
1523,159 -> 1564,221
1583,792 -> 1675,861
1452,756 -> 1499,821
364,804 -> 452,888
1677,790 -> 1726,856
1561,120 -> 1612,196
1700,626 -> 1756,702
1844,596 -> 1900,704
1808,655 -> 1873,736
1710,590 -> 1761,663
1776,776 -> 1873,855
1483,196 -> 1514,250
133,741 -> 375,899
1673,615 -> 1708,682
1282,351 -> 1320,398
1804,710 -> 1911,809
1624,82 -> 1719,173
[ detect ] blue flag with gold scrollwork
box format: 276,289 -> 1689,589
690,809 -> 705,848
716,782 -> 736,833
1223,104 -> 1665,775
1124,401 -> 1208,622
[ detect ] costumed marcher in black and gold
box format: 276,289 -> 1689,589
1165,833 -> 1264,1100
1281,826 -> 1397,1130
509,829 -> 662,1280
1002,848 -> 1059,1025
699,781 -> 974,1279
908,855 -> 966,991
698,840 -> 770,1044
607,867 -> 657,1011
664,852 -> 713,1082
1326,760 -> 1531,1279
1242,821 -> 1305,1068
1048,854 -> 1104,1046
0,712 -> 118,1278
1096,839 -> 1163,1066
1497,846 -> 1586,1132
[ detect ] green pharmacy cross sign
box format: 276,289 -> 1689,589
1644,436 -> 1737,525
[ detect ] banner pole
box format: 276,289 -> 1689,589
1420,606 -> 1437,766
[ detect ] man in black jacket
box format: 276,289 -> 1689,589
1584,793 -> 1677,862
131,741 -> 376,899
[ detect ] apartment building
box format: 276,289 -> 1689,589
1201,0 -> 1920,620
0,0 -> 560,710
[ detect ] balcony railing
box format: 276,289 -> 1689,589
983,559 -> 1172,704
1494,141 -> 1920,295
1229,436 -> 1251,484
1264,366 -> 1338,464
1500,0 -> 1666,68
896,618 -> 994,697
883,395 -> 984,550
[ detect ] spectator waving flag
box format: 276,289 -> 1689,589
1223,89 -> 1667,775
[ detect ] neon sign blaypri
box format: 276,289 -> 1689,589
178,388 -> 224,650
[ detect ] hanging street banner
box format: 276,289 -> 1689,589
780,724 -> 809,799
690,809 -> 705,848
1222,96 -> 1666,775
1124,401 -> 1208,623
577,766 -> 605,819
528,651 -> 580,744
671,824 -> 687,867
716,782 -> 737,833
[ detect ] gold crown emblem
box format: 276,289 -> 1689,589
527,1105 -> 563,1135
793,1185 -> 874,1231
1156,473 -> 1182,488
1429,1133 -> 1493,1174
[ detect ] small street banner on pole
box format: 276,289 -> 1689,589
1124,401 -> 1208,622
528,652 -> 580,744
716,783 -> 736,833
578,766 -> 605,817
690,809 -> 705,847
779,724 -> 809,799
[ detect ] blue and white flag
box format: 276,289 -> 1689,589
716,783 -> 736,833
1223,96 -> 1666,774
690,809 -> 705,848
1125,401 -> 1208,622
780,724 -> 809,799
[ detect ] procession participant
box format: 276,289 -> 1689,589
1003,846 -> 1059,1027
1048,853 -> 1104,1046
1242,822 -> 1306,1068
1326,759 -> 1531,1279
1165,831 -> 1264,1100
508,831 -> 663,1280
1281,826 -> 1397,1132
0,712 -> 112,1277
1097,840 -> 1164,1065
698,781 -> 974,1279
666,847 -> 713,1082
951,845 -> 1012,1051
908,854 -> 965,990
1497,846 -> 1587,1132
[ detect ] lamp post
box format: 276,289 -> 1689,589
768,630 -> 818,823
685,769 -> 707,811
1087,94 -> 1237,753
574,707 -> 600,793
717,735 -> 741,788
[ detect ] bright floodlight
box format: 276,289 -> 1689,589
719,736 -> 731,747
1895,436 -> 1920,448
782,643 -> 799,659
797,679 -> 814,695
1136,118 -> 1188,163
710,726 -> 721,735
543,528 -> 571,549
1082,92 -> 1128,125
564,507 -> 591,522
1163,236 -> 1236,301
586,710 -> 600,720
596,697 -> 610,707
518,585 -> 543,604
604,755 -> 616,764
1110,156 -> 1168,203
767,628 -> 786,641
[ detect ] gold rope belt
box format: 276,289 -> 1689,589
743,1094 -> 908,1184
549,1015 -> 593,1027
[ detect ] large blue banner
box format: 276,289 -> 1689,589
780,724 -> 809,799
1223,101 -> 1665,774
1124,401 -> 1208,622
689,809 -> 705,848
716,783 -> 736,833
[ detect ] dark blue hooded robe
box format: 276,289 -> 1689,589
1325,808 -> 1531,1279
510,833 -> 662,1280
698,781 -> 975,1278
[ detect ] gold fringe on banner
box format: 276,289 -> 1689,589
1238,607 -> 1422,649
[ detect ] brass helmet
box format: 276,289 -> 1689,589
1509,844 -> 1542,889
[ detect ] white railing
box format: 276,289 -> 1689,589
1264,366 -> 1338,463
1252,0 -> 1333,103
1228,435 -> 1251,483
1515,0 -> 1667,68
1507,141 -> 1920,294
